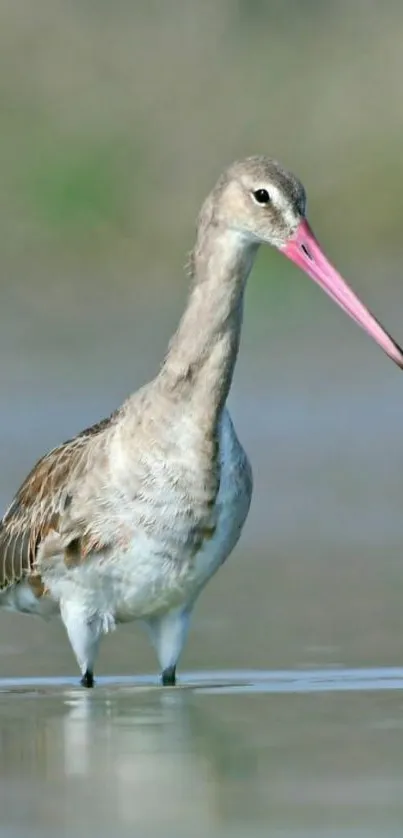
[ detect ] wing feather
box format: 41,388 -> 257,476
0,414 -> 115,590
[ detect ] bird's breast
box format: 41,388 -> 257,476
37,410 -> 252,621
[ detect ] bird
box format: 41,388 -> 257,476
0,156 -> 402,688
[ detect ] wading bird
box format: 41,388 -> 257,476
0,157 -> 402,687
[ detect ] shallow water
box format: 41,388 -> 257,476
2,671 -> 403,837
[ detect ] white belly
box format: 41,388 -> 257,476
8,411 -> 252,624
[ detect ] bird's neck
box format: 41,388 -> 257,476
159,222 -> 258,421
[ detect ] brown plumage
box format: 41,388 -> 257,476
0,415 -> 114,590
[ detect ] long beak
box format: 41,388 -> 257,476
282,219 -> 403,369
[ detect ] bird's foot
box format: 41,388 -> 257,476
161,665 -> 176,686
80,669 -> 94,688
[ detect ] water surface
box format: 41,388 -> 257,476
2,671 -> 403,837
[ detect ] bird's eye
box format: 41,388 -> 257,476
253,188 -> 270,205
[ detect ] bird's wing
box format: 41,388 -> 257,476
0,415 -> 115,591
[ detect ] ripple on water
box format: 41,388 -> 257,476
1,667 -> 403,697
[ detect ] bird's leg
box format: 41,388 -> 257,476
60,600 -> 103,688
145,606 -> 191,687
80,669 -> 94,689
161,665 -> 176,686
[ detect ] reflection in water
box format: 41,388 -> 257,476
0,686 -> 260,837
1,680 -> 403,837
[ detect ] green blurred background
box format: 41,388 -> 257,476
1,0 -> 403,676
